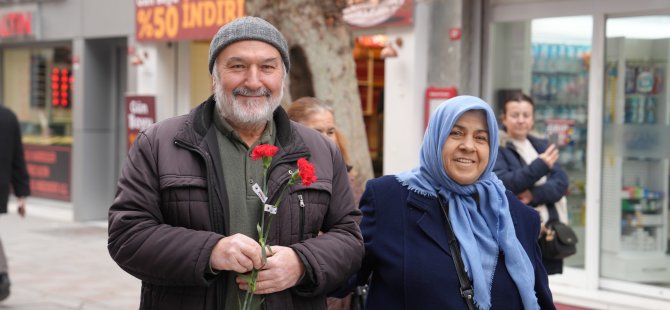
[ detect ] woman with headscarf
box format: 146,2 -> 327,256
355,96 -> 554,309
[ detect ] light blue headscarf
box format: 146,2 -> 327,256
397,96 -> 539,310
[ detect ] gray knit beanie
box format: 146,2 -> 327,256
208,16 -> 290,74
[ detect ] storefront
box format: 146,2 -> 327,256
132,0 -> 245,127
3,44 -> 74,201
484,0 -> 670,308
0,0 -> 133,220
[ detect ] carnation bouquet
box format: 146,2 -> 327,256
239,144 -> 317,309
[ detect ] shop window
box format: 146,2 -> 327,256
489,16 -> 592,271
601,15 -> 670,291
3,46 -> 73,201
354,35 -> 385,177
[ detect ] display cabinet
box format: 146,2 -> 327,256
530,43 -> 591,265
601,37 -> 670,282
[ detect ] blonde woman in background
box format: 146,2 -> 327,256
287,97 -> 366,310
287,97 -> 364,204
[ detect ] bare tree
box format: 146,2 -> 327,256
247,0 -> 374,185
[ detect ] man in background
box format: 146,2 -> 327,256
0,105 -> 30,302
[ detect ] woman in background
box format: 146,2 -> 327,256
493,92 -> 569,275
287,97 -> 364,203
287,97 -> 366,310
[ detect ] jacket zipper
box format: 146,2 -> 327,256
298,194 -> 305,241
264,151 -> 309,244
173,139 -> 226,309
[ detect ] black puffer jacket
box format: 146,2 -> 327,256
108,97 -> 363,309
0,105 -> 30,213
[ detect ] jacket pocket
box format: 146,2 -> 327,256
159,175 -> 209,229
289,180 -> 332,242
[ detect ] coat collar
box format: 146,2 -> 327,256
174,95 -> 297,150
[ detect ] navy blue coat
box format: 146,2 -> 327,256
357,175 -> 555,309
493,135 -> 568,207
493,135 -> 569,274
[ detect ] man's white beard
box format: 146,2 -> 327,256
214,81 -> 283,130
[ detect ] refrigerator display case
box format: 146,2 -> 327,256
531,42 -> 590,266
602,36 -> 670,282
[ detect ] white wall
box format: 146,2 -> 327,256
382,2 -> 430,175
134,42 -> 193,122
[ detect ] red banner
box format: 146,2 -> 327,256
136,0 -> 245,42
24,145 -> 71,201
125,95 -> 156,150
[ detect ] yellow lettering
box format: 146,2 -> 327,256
217,0 -> 224,25
181,0 -> 191,28
183,1 -> 198,29
137,8 -> 153,39
203,1 -> 216,27
224,0 -> 236,24
238,0 -> 245,17
165,5 -> 179,38
191,2 -> 202,27
154,6 -> 165,39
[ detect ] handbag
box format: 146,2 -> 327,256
438,197 -> 477,310
539,202 -> 578,259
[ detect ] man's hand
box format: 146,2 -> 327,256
538,144 -> 559,169
17,197 -> 26,218
236,245 -> 305,294
210,234 -> 264,273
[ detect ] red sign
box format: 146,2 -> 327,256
51,67 -> 73,107
0,11 -> 33,38
24,145 -> 71,201
424,86 -> 458,128
125,95 -> 156,150
449,27 -> 461,41
136,0 -> 245,42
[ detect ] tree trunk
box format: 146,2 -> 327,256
246,0 -> 374,185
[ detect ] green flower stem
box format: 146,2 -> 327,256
239,170 -> 301,310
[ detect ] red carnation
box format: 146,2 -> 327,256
251,144 -> 278,160
297,158 -> 317,186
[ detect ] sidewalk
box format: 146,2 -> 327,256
0,201 -> 140,310
0,200 -> 594,310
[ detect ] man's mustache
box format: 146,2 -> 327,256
233,87 -> 271,97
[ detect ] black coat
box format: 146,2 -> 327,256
493,134 -> 569,274
0,105 -> 30,213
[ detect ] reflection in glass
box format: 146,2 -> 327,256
490,16 -> 592,271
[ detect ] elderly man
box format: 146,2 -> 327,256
108,16 -> 363,310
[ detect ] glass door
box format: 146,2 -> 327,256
601,15 -> 670,294
488,16 -> 593,271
